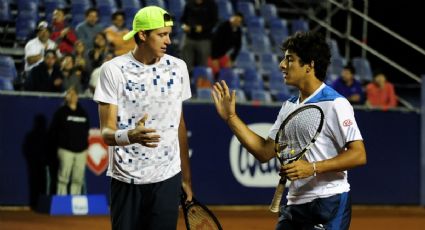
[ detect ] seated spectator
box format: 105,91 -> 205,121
24,21 -> 60,73
87,52 -> 114,95
208,12 -> 244,77
331,64 -> 365,105
60,54 -> 83,93
50,8 -> 78,54
75,8 -> 104,51
366,71 -> 397,110
104,11 -> 135,56
25,50 -> 63,92
87,32 -> 111,71
73,40 -> 89,71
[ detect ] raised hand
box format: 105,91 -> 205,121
128,114 -> 161,147
211,80 -> 237,122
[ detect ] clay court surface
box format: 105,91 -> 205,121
1,205 -> 425,230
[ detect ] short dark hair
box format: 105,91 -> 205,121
111,10 -> 125,20
85,8 -> 98,17
343,63 -> 355,74
281,31 -> 331,81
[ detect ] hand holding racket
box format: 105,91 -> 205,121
181,189 -> 223,230
269,105 -> 324,213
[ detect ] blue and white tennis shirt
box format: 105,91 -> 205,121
94,53 -> 191,184
268,83 -> 363,205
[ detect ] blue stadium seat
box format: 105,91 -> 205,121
291,18 -> 309,34
274,90 -> 292,102
235,89 -> 247,102
192,66 -> 214,89
269,18 -> 289,49
17,0 -> 38,13
71,13 -> 86,28
95,0 -> 117,8
167,0 -> 185,20
217,0 -> 233,21
0,2 -> 12,22
234,50 -> 256,70
237,1 -> 256,19
0,78 -> 14,91
328,56 -> 345,76
259,53 -> 280,76
260,4 -> 278,26
352,57 -> 373,83
217,68 -> 240,90
0,55 -> 17,80
121,0 -> 142,9
145,0 -> 165,8
124,6 -> 139,29
98,4 -> 117,27
242,67 -> 261,82
250,89 -> 272,103
196,88 -> 212,101
250,34 -> 271,55
15,14 -> 37,41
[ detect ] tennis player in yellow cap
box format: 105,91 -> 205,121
94,6 -> 193,229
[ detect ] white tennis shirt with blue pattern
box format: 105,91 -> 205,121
94,53 -> 191,184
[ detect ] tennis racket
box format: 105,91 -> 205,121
269,104 -> 324,213
181,190 -> 223,230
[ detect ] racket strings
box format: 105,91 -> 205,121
278,108 -> 322,161
186,205 -> 220,230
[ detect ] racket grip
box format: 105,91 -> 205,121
269,178 -> 286,213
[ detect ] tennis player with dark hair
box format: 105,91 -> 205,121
212,31 -> 367,230
93,6 -> 193,229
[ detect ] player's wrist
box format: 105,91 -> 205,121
115,129 -> 131,146
226,114 -> 238,124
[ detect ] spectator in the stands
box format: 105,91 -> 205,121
180,0 -> 218,73
60,54 -> 83,93
25,49 -> 63,92
104,11 -> 135,56
73,40 -> 89,71
50,8 -> 78,54
75,8 -> 104,51
24,21 -> 60,73
87,52 -> 114,95
366,70 -> 397,110
87,32 -> 111,71
331,64 -> 365,105
208,12 -> 243,77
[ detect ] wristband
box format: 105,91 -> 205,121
312,162 -> 317,177
115,129 -> 130,146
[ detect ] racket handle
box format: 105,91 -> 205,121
269,178 -> 286,213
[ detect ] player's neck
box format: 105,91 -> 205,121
132,47 -> 160,65
299,78 -> 322,102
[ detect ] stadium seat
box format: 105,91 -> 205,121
217,68 -> 240,90
98,4 -> 118,27
234,50 -> 256,70
291,18 -> 309,34
167,0 -> 185,20
145,0 -> 166,8
250,89 -> 272,103
217,0 -> 233,21
0,78 -> 14,91
237,1 -> 256,19
0,2 -> 12,22
260,4 -> 278,26
328,56 -> 345,76
242,67 -> 261,82
352,57 -> 373,83
196,88 -> 212,101
121,0 -> 142,9
0,55 -> 17,80
269,18 -> 289,50
250,34 -> 271,55
192,66 -> 214,89
15,14 -> 37,41
124,6 -> 139,28
235,89 -> 247,102
259,53 -> 280,76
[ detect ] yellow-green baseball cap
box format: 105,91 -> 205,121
123,6 -> 173,41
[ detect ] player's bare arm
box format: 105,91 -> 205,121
211,80 -> 276,162
179,112 -> 193,202
282,140 -> 367,180
98,102 -> 160,147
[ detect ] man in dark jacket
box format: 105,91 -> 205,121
25,50 -> 63,92
181,0 -> 218,73
209,12 -> 244,76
